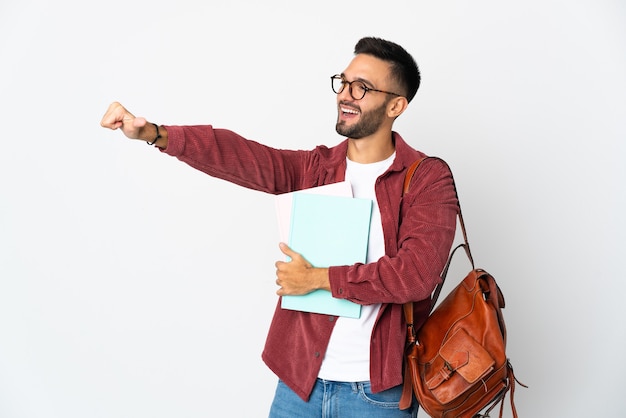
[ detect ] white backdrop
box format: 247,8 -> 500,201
1,1 -> 624,417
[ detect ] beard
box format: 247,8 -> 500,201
335,100 -> 389,139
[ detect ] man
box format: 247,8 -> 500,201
100,37 -> 458,417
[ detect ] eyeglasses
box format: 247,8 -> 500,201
331,74 -> 402,100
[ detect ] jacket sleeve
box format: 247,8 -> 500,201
328,158 -> 458,304
162,124 -> 311,194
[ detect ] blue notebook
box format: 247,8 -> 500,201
280,192 -> 373,318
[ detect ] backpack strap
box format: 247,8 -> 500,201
402,157 -> 473,312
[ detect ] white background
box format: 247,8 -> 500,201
1,1 -> 624,417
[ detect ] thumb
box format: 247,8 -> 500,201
279,243 -> 312,267
279,242 -> 304,262
132,117 -> 147,129
279,242 -> 296,258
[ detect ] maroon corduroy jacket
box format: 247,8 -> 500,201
163,125 -> 458,401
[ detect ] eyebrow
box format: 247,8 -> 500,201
340,73 -> 375,88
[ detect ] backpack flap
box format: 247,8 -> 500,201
425,328 -> 495,404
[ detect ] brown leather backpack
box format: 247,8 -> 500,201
398,158 -> 526,417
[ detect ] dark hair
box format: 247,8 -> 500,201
354,37 -> 420,103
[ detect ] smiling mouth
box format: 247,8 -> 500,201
339,103 -> 360,117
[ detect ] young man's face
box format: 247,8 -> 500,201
335,54 -> 398,140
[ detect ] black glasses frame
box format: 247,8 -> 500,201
330,74 -> 402,100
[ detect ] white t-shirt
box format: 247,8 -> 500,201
317,152 -> 395,382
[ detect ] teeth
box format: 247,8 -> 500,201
341,107 -> 359,114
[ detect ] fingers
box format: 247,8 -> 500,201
100,101 -> 133,130
275,245 -> 292,295
275,276 -> 284,295
274,259 -> 288,282
100,102 -> 149,140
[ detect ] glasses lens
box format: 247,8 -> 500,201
351,81 -> 367,100
331,76 -> 345,95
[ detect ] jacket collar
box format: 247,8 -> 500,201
322,132 -> 424,174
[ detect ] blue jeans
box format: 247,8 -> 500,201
268,379 -> 418,418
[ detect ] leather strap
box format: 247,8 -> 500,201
402,157 -> 473,313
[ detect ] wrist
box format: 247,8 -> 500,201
146,123 -> 161,145
314,268 -> 331,291
145,123 -> 168,148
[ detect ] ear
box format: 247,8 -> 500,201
387,96 -> 409,118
